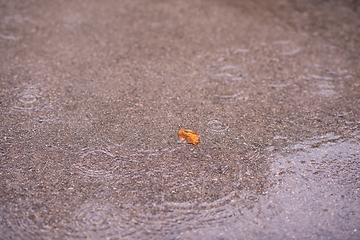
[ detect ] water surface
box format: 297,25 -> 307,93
1,0 -> 359,239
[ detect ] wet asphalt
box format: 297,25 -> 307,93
0,0 -> 359,239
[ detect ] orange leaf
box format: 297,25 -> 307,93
178,126 -> 200,146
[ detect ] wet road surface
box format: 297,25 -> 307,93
1,0 -> 359,239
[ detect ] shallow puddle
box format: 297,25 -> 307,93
1,131 -> 358,239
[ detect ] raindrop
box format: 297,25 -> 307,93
311,81 -> 338,98
17,91 -> 38,104
279,48 -> 301,56
0,34 -> 22,40
245,194 -> 259,202
206,119 -> 229,133
310,75 -> 334,80
233,48 -> 250,54
73,203 -> 120,231
272,40 -> 290,45
75,149 -> 119,178
2,199 -> 55,239
13,85 -> 40,111
9,84 -> 59,122
217,65 -> 243,80
219,65 -> 241,72
65,202 -> 132,239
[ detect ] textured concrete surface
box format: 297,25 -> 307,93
1,0 -> 359,239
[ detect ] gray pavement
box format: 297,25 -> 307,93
1,0 -> 359,239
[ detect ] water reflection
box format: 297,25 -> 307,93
262,132 -> 360,238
